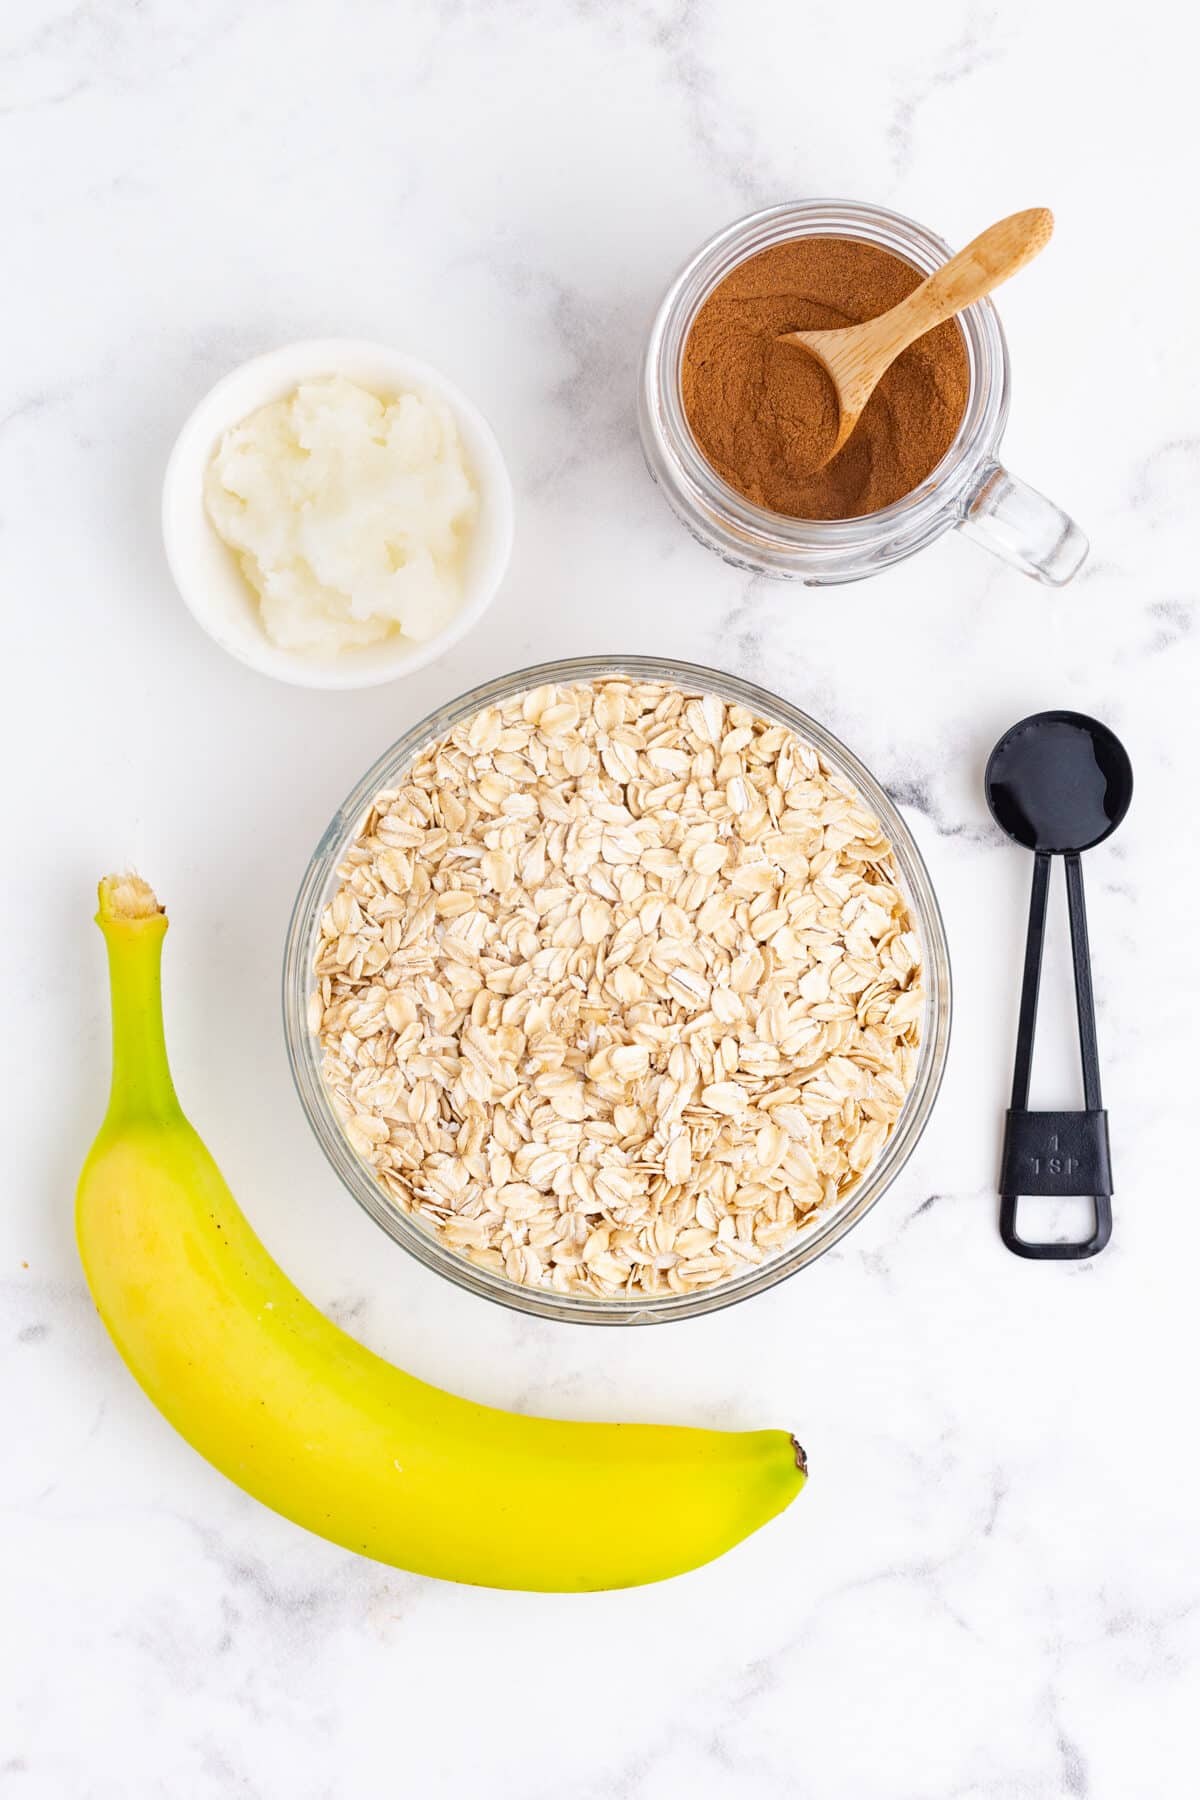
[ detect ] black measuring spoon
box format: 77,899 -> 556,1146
985,711 -> 1133,1259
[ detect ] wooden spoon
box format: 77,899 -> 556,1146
779,207 -> 1054,463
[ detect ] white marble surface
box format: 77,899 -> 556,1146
3,2 -> 1196,1794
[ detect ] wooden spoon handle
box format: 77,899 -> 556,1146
861,208 -> 1054,366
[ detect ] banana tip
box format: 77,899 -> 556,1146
97,873 -> 165,924
791,1435 -> 808,1476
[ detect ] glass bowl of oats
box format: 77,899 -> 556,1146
284,657 -> 951,1323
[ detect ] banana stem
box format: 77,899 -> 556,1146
96,876 -> 180,1126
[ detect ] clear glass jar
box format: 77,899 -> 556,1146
639,200 -> 1087,586
283,657 -> 952,1324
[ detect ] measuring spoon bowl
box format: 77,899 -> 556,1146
985,710 -> 1133,855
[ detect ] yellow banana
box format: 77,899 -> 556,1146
76,875 -> 806,1591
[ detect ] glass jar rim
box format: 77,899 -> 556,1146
283,655 -> 953,1324
641,198 -> 1010,560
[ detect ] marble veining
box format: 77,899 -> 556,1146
2,1 -> 1196,1795
886,9 -> 1002,180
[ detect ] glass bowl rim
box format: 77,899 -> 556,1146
283,655 -> 953,1325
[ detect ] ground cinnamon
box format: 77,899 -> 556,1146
682,236 -> 970,520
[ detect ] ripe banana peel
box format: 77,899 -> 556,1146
76,875 -> 806,1590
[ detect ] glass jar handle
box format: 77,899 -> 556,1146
957,460 -> 1088,586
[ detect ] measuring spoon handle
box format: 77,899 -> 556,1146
1009,849 -> 1051,1113
999,850 -> 1113,1260
1065,852 -> 1103,1111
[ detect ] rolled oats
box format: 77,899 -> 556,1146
313,678 -> 922,1300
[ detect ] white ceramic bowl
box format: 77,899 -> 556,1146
162,339 -> 514,689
